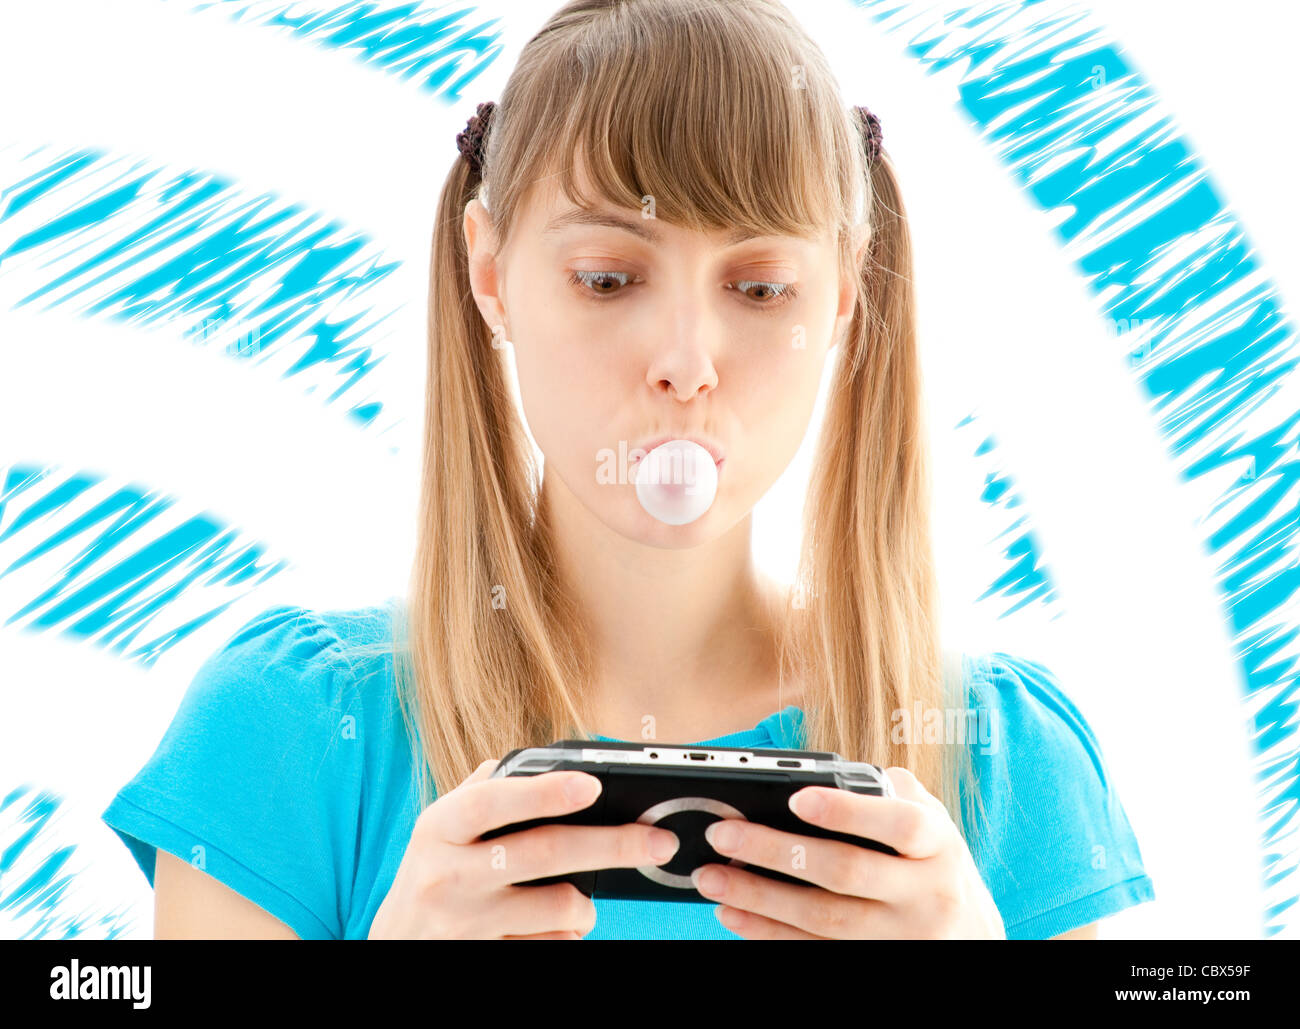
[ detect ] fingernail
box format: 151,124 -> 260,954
704,820 -> 740,853
650,830 -> 679,862
565,775 -> 601,804
692,866 -> 727,896
790,789 -> 825,819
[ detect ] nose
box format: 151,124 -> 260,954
644,309 -> 720,402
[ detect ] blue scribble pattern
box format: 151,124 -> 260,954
190,0 -> 505,101
956,415 -> 1061,619
0,143 -> 400,430
859,0 -> 1300,937
0,785 -> 136,939
0,463 -> 289,664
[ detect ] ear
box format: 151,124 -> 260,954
833,221 -> 871,332
851,220 -> 872,271
463,197 -> 508,339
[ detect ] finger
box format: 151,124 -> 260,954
883,766 -> 946,813
433,769 -> 605,844
693,864 -> 902,939
491,882 -> 596,939
714,905 -> 829,940
455,758 -> 501,790
788,784 -> 950,859
700,818 -> 922,902
469,821 -> 680,885
502,930 -> 585,940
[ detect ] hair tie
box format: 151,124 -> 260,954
854,105 -> 883,166
456,101 -> 496,176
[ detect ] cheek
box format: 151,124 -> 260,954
732,313 -> 832,405
510,269 -> 626,383
507,299 -> 630,478
726,316 -> 835,470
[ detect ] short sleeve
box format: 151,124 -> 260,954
101,605 -> 367,940
960,652 -> 1155,939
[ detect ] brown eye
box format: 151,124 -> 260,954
567,270 -> 800,311
732,280 -> 800,308
569,270 -> 632,296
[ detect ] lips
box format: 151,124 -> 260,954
632,435 -> 726,467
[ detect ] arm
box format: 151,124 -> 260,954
1050,921 -> 1099,939
154,849 -> 300,939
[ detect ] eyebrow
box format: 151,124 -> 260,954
540,208 -> 780,247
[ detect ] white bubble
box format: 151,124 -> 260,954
633,439 -> 719,525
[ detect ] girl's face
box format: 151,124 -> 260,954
465,165 -> 865,546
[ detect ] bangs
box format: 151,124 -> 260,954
494,0 -> 863,243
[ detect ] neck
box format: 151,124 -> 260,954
543,474 -> 790,737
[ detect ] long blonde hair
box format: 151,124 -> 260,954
372,0 -> 986,859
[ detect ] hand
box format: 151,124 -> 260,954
368,759 -> 681,939
690,766 -> 1006,939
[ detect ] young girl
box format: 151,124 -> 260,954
102,0 -> 1154,940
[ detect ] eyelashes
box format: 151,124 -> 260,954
566,270 -> 800,310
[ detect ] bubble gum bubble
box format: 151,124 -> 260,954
633,439 -> 719,525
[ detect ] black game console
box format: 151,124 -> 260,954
478,738 -> 898,902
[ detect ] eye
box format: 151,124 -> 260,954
730,280 -> 800,308
568,269 -> 634,296
567,270 -> 800,310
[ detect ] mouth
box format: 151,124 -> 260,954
631,435 -> 726,469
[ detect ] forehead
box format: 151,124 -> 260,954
540,204 -> 791,248
518,152 -> 830,249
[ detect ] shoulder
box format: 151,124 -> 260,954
101,598 -> 407,939
957,650 -> 1155,938
137,598 -> 409,810
180,600 -> 400,724
959,649 -> 1118,814
164,606 -> 336,758
962,652 -> 1109,780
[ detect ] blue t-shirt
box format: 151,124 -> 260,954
101,602 -> 1155,939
